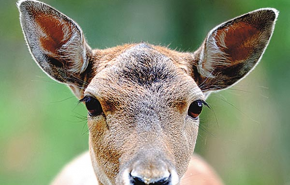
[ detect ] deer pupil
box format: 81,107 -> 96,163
188,100 -> 203,119
83,96 -> 102,116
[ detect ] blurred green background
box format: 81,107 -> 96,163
0,0 -> 289,184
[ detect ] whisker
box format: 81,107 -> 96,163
49,96 -> 76,104
211,93 -> 260,124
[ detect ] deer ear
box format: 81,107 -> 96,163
193,8 -> 278,92
18,0 -> 92,86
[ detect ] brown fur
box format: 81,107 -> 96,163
18,0 -> 278,184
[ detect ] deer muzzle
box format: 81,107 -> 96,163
118,150 -> 179,185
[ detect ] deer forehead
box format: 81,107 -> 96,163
85,43 -> 204,112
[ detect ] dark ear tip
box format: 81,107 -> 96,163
17,0 -> 31,8
257,8 -> 279,22
17,0 -> 25,11
17,0 -> 33,12
268,8 -> 279,21
17,0 -> 42,11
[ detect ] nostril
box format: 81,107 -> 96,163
151,176 -> 171,185
130,175 -> 146,185
129,173 -> 171,185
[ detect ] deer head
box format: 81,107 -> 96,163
18,0 -> 278,184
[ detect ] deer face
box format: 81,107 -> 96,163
18,0 -> 277,184
85,44 -> 204,184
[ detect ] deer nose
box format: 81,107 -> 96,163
120,150 -> 179,185
129,172 -> 171,185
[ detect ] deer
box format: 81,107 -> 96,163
17,0 -> 278,184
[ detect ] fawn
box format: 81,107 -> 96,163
18,0 -> 278,184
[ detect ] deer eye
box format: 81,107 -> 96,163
188,100 -> 208,119
80,96 -> 103,117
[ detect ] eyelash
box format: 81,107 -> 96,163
79,96 -> 103,117
188,100 -> 209,119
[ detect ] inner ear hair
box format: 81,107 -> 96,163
194,8 -> 278,92
18,0 -> 92,85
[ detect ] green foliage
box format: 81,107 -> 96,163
1,0 -> 289,184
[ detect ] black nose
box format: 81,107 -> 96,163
130,173 -> 171,185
